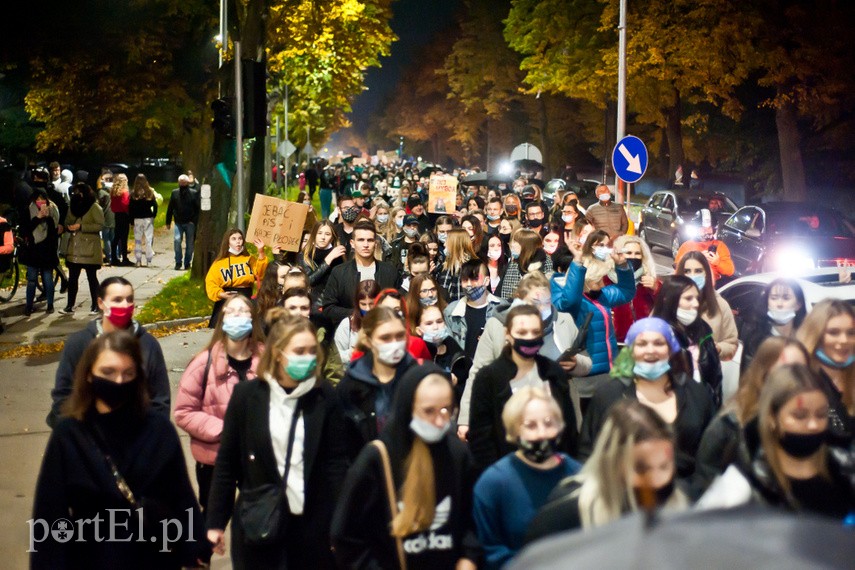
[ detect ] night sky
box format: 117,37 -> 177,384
328,0 -> 462,152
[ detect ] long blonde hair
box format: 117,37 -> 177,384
442,228 -> 476,274
796,299 -> 855,412
301,220 -> 339,270
613,234 -> 657,278
572,401 -> 686,528
390,373 -> 451,537
111,173 -> 129,198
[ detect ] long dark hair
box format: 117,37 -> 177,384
675,251 -> 719,317
216,228 -> 247,260
651,275 -> 699,330
351,279 -> 381,332
757,278 -> 807,328
62,331 -> 149,422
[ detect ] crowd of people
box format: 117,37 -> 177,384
30,161 -> 855,568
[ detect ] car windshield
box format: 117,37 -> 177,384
677,196 -> 733,214
766,209 -> 854,237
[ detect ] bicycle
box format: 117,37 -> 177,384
0,226 -> 20,303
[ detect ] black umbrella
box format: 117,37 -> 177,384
460,171 -> 512,188
419,164 -> 443,178
526,178 -> 545,189
510,507 -> 855,570
512,158 -> 545,174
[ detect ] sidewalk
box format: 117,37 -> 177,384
0,226 -> 184,350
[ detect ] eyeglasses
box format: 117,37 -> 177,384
420,287 -> 438,295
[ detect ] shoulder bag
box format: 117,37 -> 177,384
371,440 -> 407,570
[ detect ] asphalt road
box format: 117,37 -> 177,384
0,328 -> 234,569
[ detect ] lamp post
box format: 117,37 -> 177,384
616,0 -> 628,205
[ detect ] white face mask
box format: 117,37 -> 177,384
676,308 -> 698,326
410,415 -> 450,443
228,247 -> 242,255
768,309 -> 796,325
593,246 -> 612,261
487,249 -> 502,261
597,193 -> 611,202
376,214 -> 389,224
376,340 -> 407,365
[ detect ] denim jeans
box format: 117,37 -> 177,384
101,227 -> 114,261
26,266 -> 54,311
174,222 -> 195,268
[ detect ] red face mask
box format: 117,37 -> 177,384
106,304 -> 134,328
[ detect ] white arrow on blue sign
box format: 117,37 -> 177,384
612,135 -> 648,184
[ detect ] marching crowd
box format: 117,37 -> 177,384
29,161 -> 855,568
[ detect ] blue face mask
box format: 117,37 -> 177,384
284,353 -> 317,381
421,325 -> 450,344
634,360 -> 671,380
689,274 -> 706,290
222,316 -> 253,340
816,349 -> 855,369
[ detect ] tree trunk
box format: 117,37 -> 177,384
775,99 -> 807,201
663,89 -> 684,181
537,95 -> 549,178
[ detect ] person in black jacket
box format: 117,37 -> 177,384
206,314 -> 349,569
47,277 -> 171,427
297,220 -> 346,303
20,189 -> 60,315
652,275 -> 723,406
331,362 -> 482,569
737,278 -> 807,373
469,304 -> 579,473
337,306 -> 419,456
320,220 -> 398,324
165,175 -> 201,270
580,317 -> 715,481
32,330 -> 209,569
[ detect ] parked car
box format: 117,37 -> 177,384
638,189 -> 739,257
719,267 -> 855,320
717,202 -> 855,277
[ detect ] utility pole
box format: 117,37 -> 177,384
616,0 -> 628,205
283,83 -> 289,191
235,41 -> 245,230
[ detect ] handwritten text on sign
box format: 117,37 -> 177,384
246,194 -> 310,252
428,174 -> 458,214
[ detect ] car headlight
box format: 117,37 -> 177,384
682,223 -> 701,239
769,245 -> 815,275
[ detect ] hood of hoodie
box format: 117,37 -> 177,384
61,169 -> 73,184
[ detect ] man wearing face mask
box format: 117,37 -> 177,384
484,198 -> 503,235
584,185 -> 628,241
406,195 -> 430,234
524,201 -> 548,237
333,194 -> 361,257
47,277 -> 170,428
445,260 -> 504,358
389,214 -> 421,272
674,208 -> 734,283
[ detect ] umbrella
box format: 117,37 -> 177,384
419,164 -> 444,178
512,158 -> 545,174
510,506 -> 855,570
460,172 -> 512,188
526,178 -> 545,189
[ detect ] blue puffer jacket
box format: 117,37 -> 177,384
551,262 -> 636,375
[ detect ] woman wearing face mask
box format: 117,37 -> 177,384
406,274 -> 448,327
206,314 -> 349,568
541,224 -> 567,268
676,251 -> 739,361
738,279 -> 807,373
439,229 -> 479,302
497,217 -> 520,245
298,220 -> 347,302
205,228 -> 268,328
414,305 -> 464,396
460,272 -> 593,435
697,365 -> 855,520
607,234 -> 660,343
651,275 -> 723,406
469,304 -> 579,472
551,233 -> 636,407
498,228 -> 554,299
581,318 -> 715,479
338,306 -> 420,454
174,295 -> 265,512
503,194 -> 522,221
20,189 -> 60,316
481,234 -> 509,296
33,331 -> 211,568
334,279 -> 380,364
473,387 -> 581,569
796,299 -> 855,445
109,173 -> 132,266
695,337 -> 810,490
60,183 -> 104,316
526,401 -> 688,542
332,364 -> 481,570
384,206 -> 406,243
372,289 -> 432,361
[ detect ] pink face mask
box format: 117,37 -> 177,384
106,304 -> 135,328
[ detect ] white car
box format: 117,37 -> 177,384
718,267 -> 855,319
716,267 -> 854,401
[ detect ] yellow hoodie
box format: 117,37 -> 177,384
205,253 -> 269,302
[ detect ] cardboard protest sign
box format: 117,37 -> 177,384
246,194 -> 310,252
428,174 -> 458,214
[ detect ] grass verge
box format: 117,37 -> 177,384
136,272 -> 212,325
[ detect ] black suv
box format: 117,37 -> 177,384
638,190 -> 738,257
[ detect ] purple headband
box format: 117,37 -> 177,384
625,317 -> 681,354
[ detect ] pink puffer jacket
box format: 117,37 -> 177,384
174,341 -> 263,465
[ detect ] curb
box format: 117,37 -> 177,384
141,315 -> 209,331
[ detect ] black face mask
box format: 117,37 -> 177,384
91,376 -> 135,409
633,479 -> 675,507
512,336 -> 544,358
627,258 -> 643,272
518,436 -> 560,463
505,205 -> 518,215
779,430 -> 826,458
528,217 -> 545,228
587,289 -> 602,301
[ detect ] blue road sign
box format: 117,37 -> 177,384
612,135 -> 648,184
